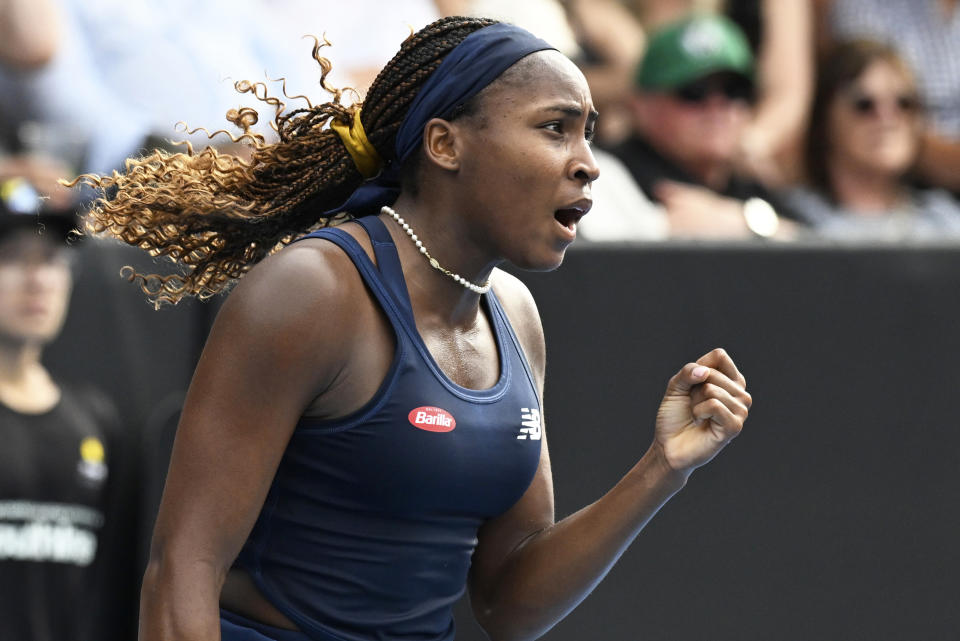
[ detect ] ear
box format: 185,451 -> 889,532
421,117 -> 462,172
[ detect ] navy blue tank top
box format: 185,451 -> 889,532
235,216 -> 543,641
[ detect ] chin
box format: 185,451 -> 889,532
861,158 -> 910,177
23,331 -> 59,345
510,247 -> 570,273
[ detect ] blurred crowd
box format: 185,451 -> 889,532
4,0 -> 960,245
1,0 -> 959,638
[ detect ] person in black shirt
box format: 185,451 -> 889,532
612,14 -> 798,239
0,188 -> 136,641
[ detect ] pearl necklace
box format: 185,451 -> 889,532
381,205 -> 491,294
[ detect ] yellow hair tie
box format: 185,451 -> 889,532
330,109 -> 382,179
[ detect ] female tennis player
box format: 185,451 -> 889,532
75,16 -> 751,641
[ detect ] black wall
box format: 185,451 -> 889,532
48,241 -> 960,639
455,243 -> 960,640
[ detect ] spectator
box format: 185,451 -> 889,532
0,0 -> 442,175
0,191 -> 137,640
783,39 -> 960,242
815,0 -> 960,192
612,13 -> 796,239
626,0 -> 816,187
0,0 -> 148,175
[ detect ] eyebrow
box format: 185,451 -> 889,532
544,104 -> 600,125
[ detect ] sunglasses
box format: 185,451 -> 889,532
848,92 -> 922,117
674,76 -> 755,105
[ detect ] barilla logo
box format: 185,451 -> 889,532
408,406 -> 457,433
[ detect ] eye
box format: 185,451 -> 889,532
585,127 -> 596,143
542,121 -> 564,135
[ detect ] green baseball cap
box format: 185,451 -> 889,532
636,14 -> 754,90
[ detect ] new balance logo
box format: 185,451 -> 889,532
517,408 -> 542,440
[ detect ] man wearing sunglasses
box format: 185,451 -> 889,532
612,14 -> 797,239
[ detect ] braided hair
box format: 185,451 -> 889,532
68,16 -> 497,305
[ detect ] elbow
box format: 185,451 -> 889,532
138,544 -> 176,620
138,555 -> 165,625
138,543 -> 227,640
140,531 -> 227,600
140,540 -> 167,599
141,535 -> 228,592
474,601 -> 546,641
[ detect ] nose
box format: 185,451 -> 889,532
570,141 -> 600,184
21,261 -> 66,292
23,264 -> 49,291
876,100 -> 909,124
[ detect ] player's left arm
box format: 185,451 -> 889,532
469,271 -> 751,641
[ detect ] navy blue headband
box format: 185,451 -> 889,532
330,22 -> 556,216
394,22 -> 556,162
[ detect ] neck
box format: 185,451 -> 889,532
0,339 -> 42,380
0,339 -> 59,414
827,159 -> 907,213
382,195 -> 501,327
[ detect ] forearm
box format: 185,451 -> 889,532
0,0 -> 62,69
747,93 -> 808,156
139,553 -> 225,641
476,446 -> 687,641
754,0 -> 813,141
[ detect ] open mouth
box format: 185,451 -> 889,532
554,208 -> 585,230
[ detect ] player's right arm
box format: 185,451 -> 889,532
138,238 -> 365,641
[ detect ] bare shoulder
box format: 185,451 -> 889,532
205,234 -> 370,387
222,235 -> 364,330
490,268 -> 545,383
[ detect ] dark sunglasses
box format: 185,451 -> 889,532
849,92 -> 922,116
674,76 -> 755,105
